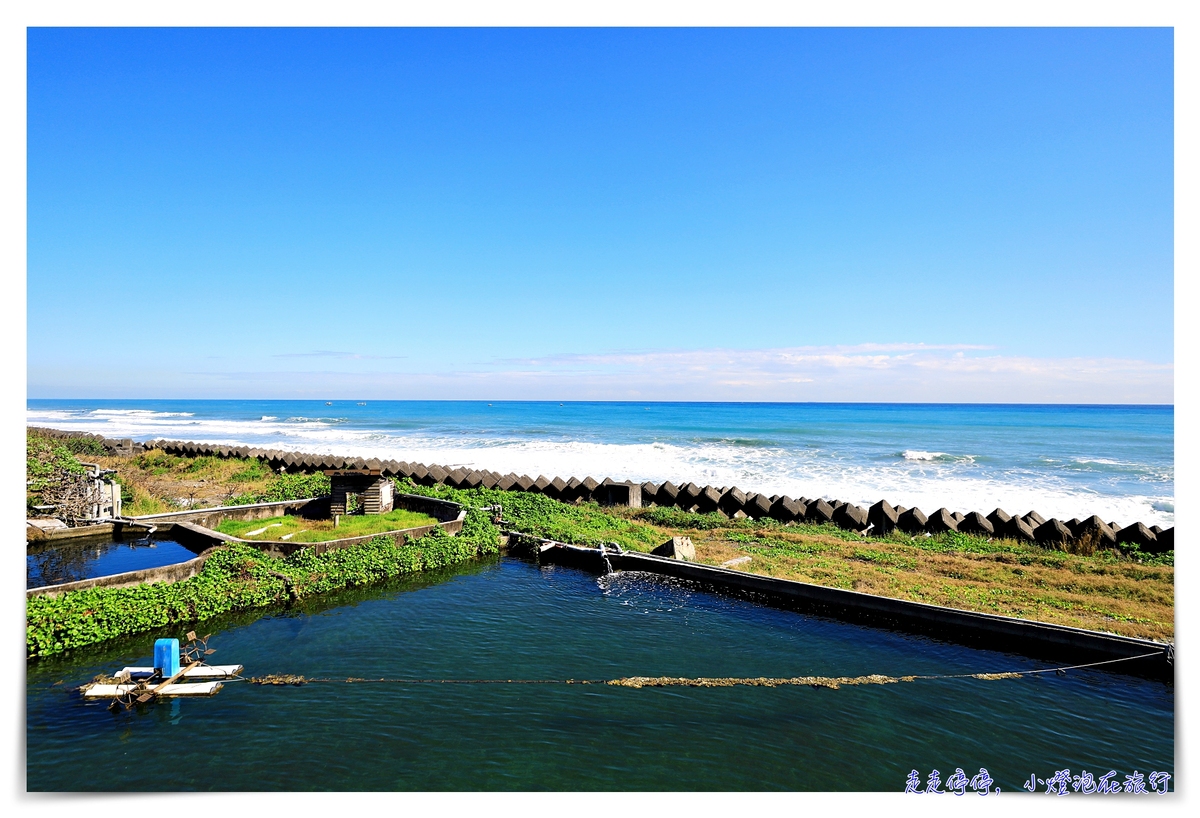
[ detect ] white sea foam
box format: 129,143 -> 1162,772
260,416 -> 279,421
89,409 -> 195,417
902,450 -> 944,461
26,408 -> 1175,527
902,450 -> 976,464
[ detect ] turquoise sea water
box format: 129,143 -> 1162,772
28,400 -> 1174,527
26,558 -> 1173,792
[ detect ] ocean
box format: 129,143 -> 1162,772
26,400 -> 1174,528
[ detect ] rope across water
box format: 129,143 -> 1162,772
238,650 -> 1165,689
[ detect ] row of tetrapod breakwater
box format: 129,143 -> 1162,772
30,427 -> 1174,554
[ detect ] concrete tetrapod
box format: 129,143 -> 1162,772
986,508 -> 1012,534
1075,515 -> 1117,548
746,494 -> 774,520
897,507 -> 928,535
867,500 -> 899,537
959,511 -> 994,537
656,481 -> 680,507
1023,510 -> 1047,528
579,476 -> 600,501
832,503 -> 868,533
1035,519 -> 1074,546
806,498 -> 835,525
1156,527 -> 1174,552
770,496 -> 803,523
718,487 -> 748,517
1003,515 -> 1037,543
1116,522 -> 1158,551
697,486 -> 723,515
925,508 -> 959,534
639,483 -> 658,505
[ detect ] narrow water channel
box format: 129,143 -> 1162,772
26,557 -> 1173,791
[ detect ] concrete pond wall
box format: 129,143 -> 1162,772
26,493 -> 466,599
28,426 -> 1174,553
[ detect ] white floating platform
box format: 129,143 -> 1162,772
83,681 -> 224,698
116,664 -> 243,680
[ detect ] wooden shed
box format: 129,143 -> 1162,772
325,469 -> 394,516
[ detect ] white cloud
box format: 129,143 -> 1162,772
29,343 -> 1173,403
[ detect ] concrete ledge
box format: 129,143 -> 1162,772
26,522 -> 116,543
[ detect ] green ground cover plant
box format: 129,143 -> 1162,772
216,508 -> 437,542
394,479 -> 664,551
26,509 -> 500,658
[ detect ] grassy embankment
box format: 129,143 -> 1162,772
25,431 -> 331,516
400,480 -> 1174,643
216,509 -> 438,543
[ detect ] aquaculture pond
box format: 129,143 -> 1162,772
26,557 -> 1174,792
27,536 -> 201,589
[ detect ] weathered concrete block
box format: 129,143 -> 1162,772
481,472 -> 500,489
747,494 -> 773,519
719,487 -> 747,517
1004,515 -> 1037,542
512,474 -> 532,492
579,476 -> 600,501
868,500 -> 899,536
1075,515 -> 1116,547
496,474 -> 517,491
657,481 -> 679,505
1156,527 -> 1174,551
1150,525 -> 1164,535
652,536 -> 695,561
465,471 -> 484,489
806,498 -> 835,525
1116,522 -> 1158,551
951,511 -> 966,524
986,508 -> 1012,533
1065,518 -> 1083,538
697,486 -> 722,514
597,481 -> 642,508
1024,510 -> 1047,527
1035,519 -> 1073,545
640,483 -> 658,505
558,476 -> 582,501
410,464 -> 429,484
959,511 -> 994,536
895,505 -> 909,516
447,468 -> 468,487
833,503 -> 868,532
925,508 -> 959,534
678,483 -> 702,508
769,496 -> 801,523
831,500 -> 846,511
428,465 -> 450,484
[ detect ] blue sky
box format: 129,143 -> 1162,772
27,27 -> 1173,401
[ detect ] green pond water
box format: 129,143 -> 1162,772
26,557 -> 1173,791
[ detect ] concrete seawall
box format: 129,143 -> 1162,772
28,426 -> 1176,552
